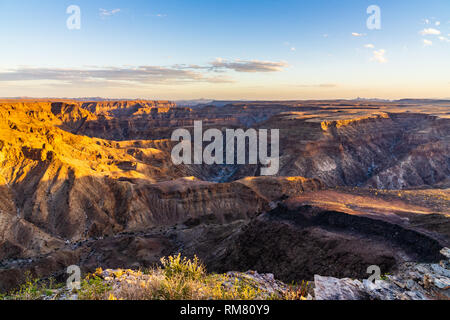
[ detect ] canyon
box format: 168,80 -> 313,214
0,98 -> 448,298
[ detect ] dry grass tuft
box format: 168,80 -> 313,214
2,255 -> 309,301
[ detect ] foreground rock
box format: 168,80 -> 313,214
314,247 -> 450,300
37,269 -> 307,301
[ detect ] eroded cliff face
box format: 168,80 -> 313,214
0,101 -> 326,259
243,112 -> 450,190
65,100 -> 450,190
0,99 -> 448,294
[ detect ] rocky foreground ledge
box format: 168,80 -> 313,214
315,248 -> 450,300
3,249 -> 448,301
94,248 -> 450,301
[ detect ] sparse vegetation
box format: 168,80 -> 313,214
1,255 -> 309,301
77,272 -> 112,300
0,272 -> 59,300
380,273 -> 391,281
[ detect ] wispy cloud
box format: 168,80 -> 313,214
419,28 -> 441,35
0,59 -> 288,86
423,39 -> 433,46
438,36 -> 450,43
146,13 -> 168,18
364,44 -> 375,49
283,42 -> 296,52
211,58 -> 288,72
422,17 -> 442,27
0,66 -> 231,85
351,32 -> 366,37
100,8 -> 121,17
296,83 -> 338,88
371,49 -> 387,63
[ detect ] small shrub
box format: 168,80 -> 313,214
380,273 -> 391,281
284,280 -> 310,300
4,272 -> 51,300
160,254 -> 206,281
77,275 -> 111,300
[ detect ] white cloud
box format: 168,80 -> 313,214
0,66 -> 232,85
419,28 -> 441,35
435,21 -> 441,26
371,49 -> 387,63
283,42 -> 296,52
364,44 -> 375,49
211,59 -> 288,72
100,8 -> 121,17
423,39 -> 433,46
0,60 -> 288,86
351,32 -> 365,37
438,36 -> 450,43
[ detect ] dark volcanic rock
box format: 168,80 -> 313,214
203,205 -> 445,283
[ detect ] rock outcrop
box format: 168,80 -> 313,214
314,248 -> 450,300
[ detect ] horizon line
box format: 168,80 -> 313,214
1,97 -> 450,102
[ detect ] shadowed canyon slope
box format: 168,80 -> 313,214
0,99 -> 449,293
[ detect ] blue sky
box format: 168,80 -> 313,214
0,0 -> 448,99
